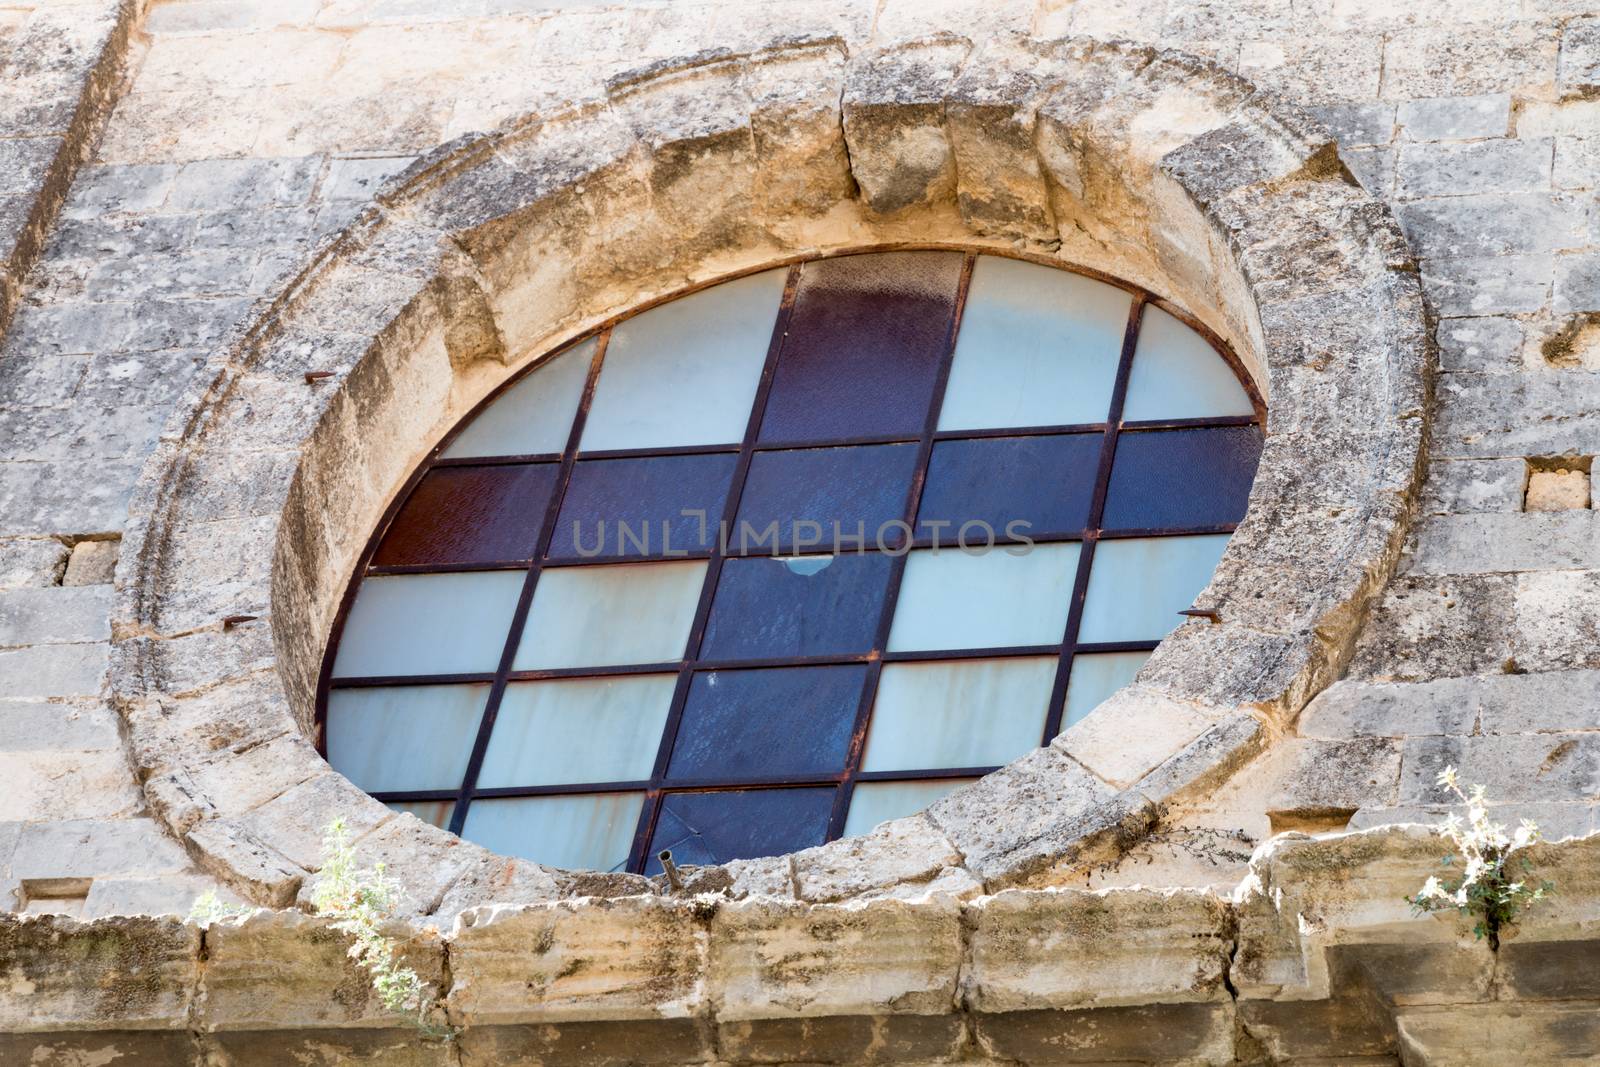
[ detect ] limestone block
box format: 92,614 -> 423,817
0,913 -> 199,1031
0,749 -> 142,821
0,537 -> 67,587
0,699 -> 120,751
185,818 -> 306,908
965,886 -> 1230,1012
329,813 -> 487,919
1421,253 -> 1554,318
1298,677 -> 1480,738
1135,712 -> 1270,806
1310,100 -> 1397,147
84,874 -> 232,919
198,909 -> 446,1031
1515,569 -> 1600,672
1424,458 -> 1526,515
1398,733 -> 1600,805
708,895 -> 961,1020
1055,685 -> 1220,788
1398,137 -> 1554,199
790,814 -> 962,903
431,851 -> 561,919
1526,467 -> 1590,511
0,641 -> 108,698
232,773 -> 392,873
1399,192 -> 1590,260
743,39 -> 854,221
185,732 -> 326,820
1396,1002 -> 1600,1066
1380,23 -> 1556,100
723,854 -> 795,900
1264,737 -> 1402,816
973,1002 -> 1237,1065
0,584 -> 111,645
125,673 -> 300,784
10,818 -> 193,883
447,896 -> 704,1025
1397,94 -> 1512,142
1347,574 -> 1518,683
716,1011 -> 964,1065
62,538 -> 118,586
841,35 -> 971,216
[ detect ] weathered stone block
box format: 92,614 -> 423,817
841,35 -> 970,216
1264,737 -> 1402,815
0,640 -> 108,698
0,913 -> 199,1031
0,536 -> 67,587
1397,137 -> 1553,199
1526,467 -> 1590,511
1423,458 -> 1525,515
0,584 -> 111,646
790,814 -> 961,904
1397,94 -> 1513,142
973,1002 -> 1236,1064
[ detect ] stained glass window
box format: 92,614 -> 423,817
322,251 -> 1263,873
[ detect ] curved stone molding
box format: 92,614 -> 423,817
109,32 -> 1429,911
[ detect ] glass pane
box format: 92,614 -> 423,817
549,453 -> 736,561
477,675 -> 676,788
462,793 -> 643,872
1103,427 -> 1262,532
1122,306 -> 1254,421
581,269 -> 785,451
736,444 -> 918,555
887,543 -> 1081,652
667,664 -> 867,780
842,779 -> 974,839
758,251 -> 963,443
326,684 -> 487,792
372,464 -> 558,567
332,571 -> 524,678
861,657 -> 1055,772
645,788 -> 834,872
1077,534 -> 1232,643
939,257 -> 1131,430
442,338 -> 593,459
701,554 -> 894,661
386,800 -> 454,830
514,560 -> 707,670
918,434 -> 1101,542
1060,651 -> 1150,732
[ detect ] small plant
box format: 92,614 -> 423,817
186,889 -> 251,924
311,818 -> 453,1039
1407,766 -> 1554,949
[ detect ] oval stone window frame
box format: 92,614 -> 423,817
112,33 -> 1428,912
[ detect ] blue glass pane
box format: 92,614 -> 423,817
1077,534 -> 1231,643
1103,427 -> 1262,532
701,554 -> 894,661
326,684 -> 487,792
918,434 -> 1101,542
477,675 -> 676,788
736,444 -> 918,555
939,257 -> 1131,430
667,665 -> 867,780
1122,306 -> 1254,421
581,270 -> 785,451
759,251 -> 963,443
862,657 -> 1055,772
1060,651 -> 1150,732
549,453 -> 736,560
841,779 -> 975,839
442,338 -> 593,459
514,560 -> 707,670
332,571 -> 525,678
887,543 -> 1080,652
462,793 -> 644,872
386,801 -> 454,830
374,463 -> 558,567
645,788 -> 834,872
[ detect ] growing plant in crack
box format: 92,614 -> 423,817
1407,766 -> 1554,950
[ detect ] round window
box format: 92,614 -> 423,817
318,250 -> 1263,875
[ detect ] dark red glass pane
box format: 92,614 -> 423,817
736,444 -> 918,555
917,433 -> 1102,543
701,553 -> 894,661
666,664 -> 867,780
757,251 -> 963,444
548,453 -> 737,560
1102,426 -> 1263,531
373,464 -> 557,566
645,787 -> 835,872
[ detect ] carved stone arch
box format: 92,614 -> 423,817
111,31 -> 1429,916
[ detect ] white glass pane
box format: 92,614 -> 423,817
862,657 -> 1055,771
887,543 -> 1080,652
478,675 -> 676,787
462,792 -> 644,872
514,560 -> 707,670
842,779 -> 975,839
332,571 -> 524,678
441,338 -> 594,459
1059,651 -> 1151,732
1078,534 -> 1231,643
326,684 -> 487,792
1122,306 -> 1254,421
580,269 -> 785,451
939,257 -> 1131,431
386,800 -> 455,830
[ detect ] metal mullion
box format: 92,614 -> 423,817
1119,415 -> 1259,432
574,441 -> 742,461
428,452 -> 563,468
1098,523 -> 1239,540
825,252 -> 976,842
445,332 -> 613,837
1075,639 -> 1161,655
750,431 -> 923,452
931,421 -> 1107,442
880,644 -> 1060,664
1041,293 -> 1148,745
624,264 -> 805,873
366,559 -> 532,577
330,671 -> 498,689
855,765 -> 998,783
540,549 -> 715,568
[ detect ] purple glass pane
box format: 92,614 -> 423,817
373,464 -> 558,567
645,787 -> 835,872
917,434 -> 1102,543
701,553 -> 894,661
757,251 -> 963,444
1102,426 -> 1263,531
735,444 -> 918,555
666,664 -> 868,780
549,453 -> 737,560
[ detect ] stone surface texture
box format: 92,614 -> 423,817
0,1 -> 1595,1062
